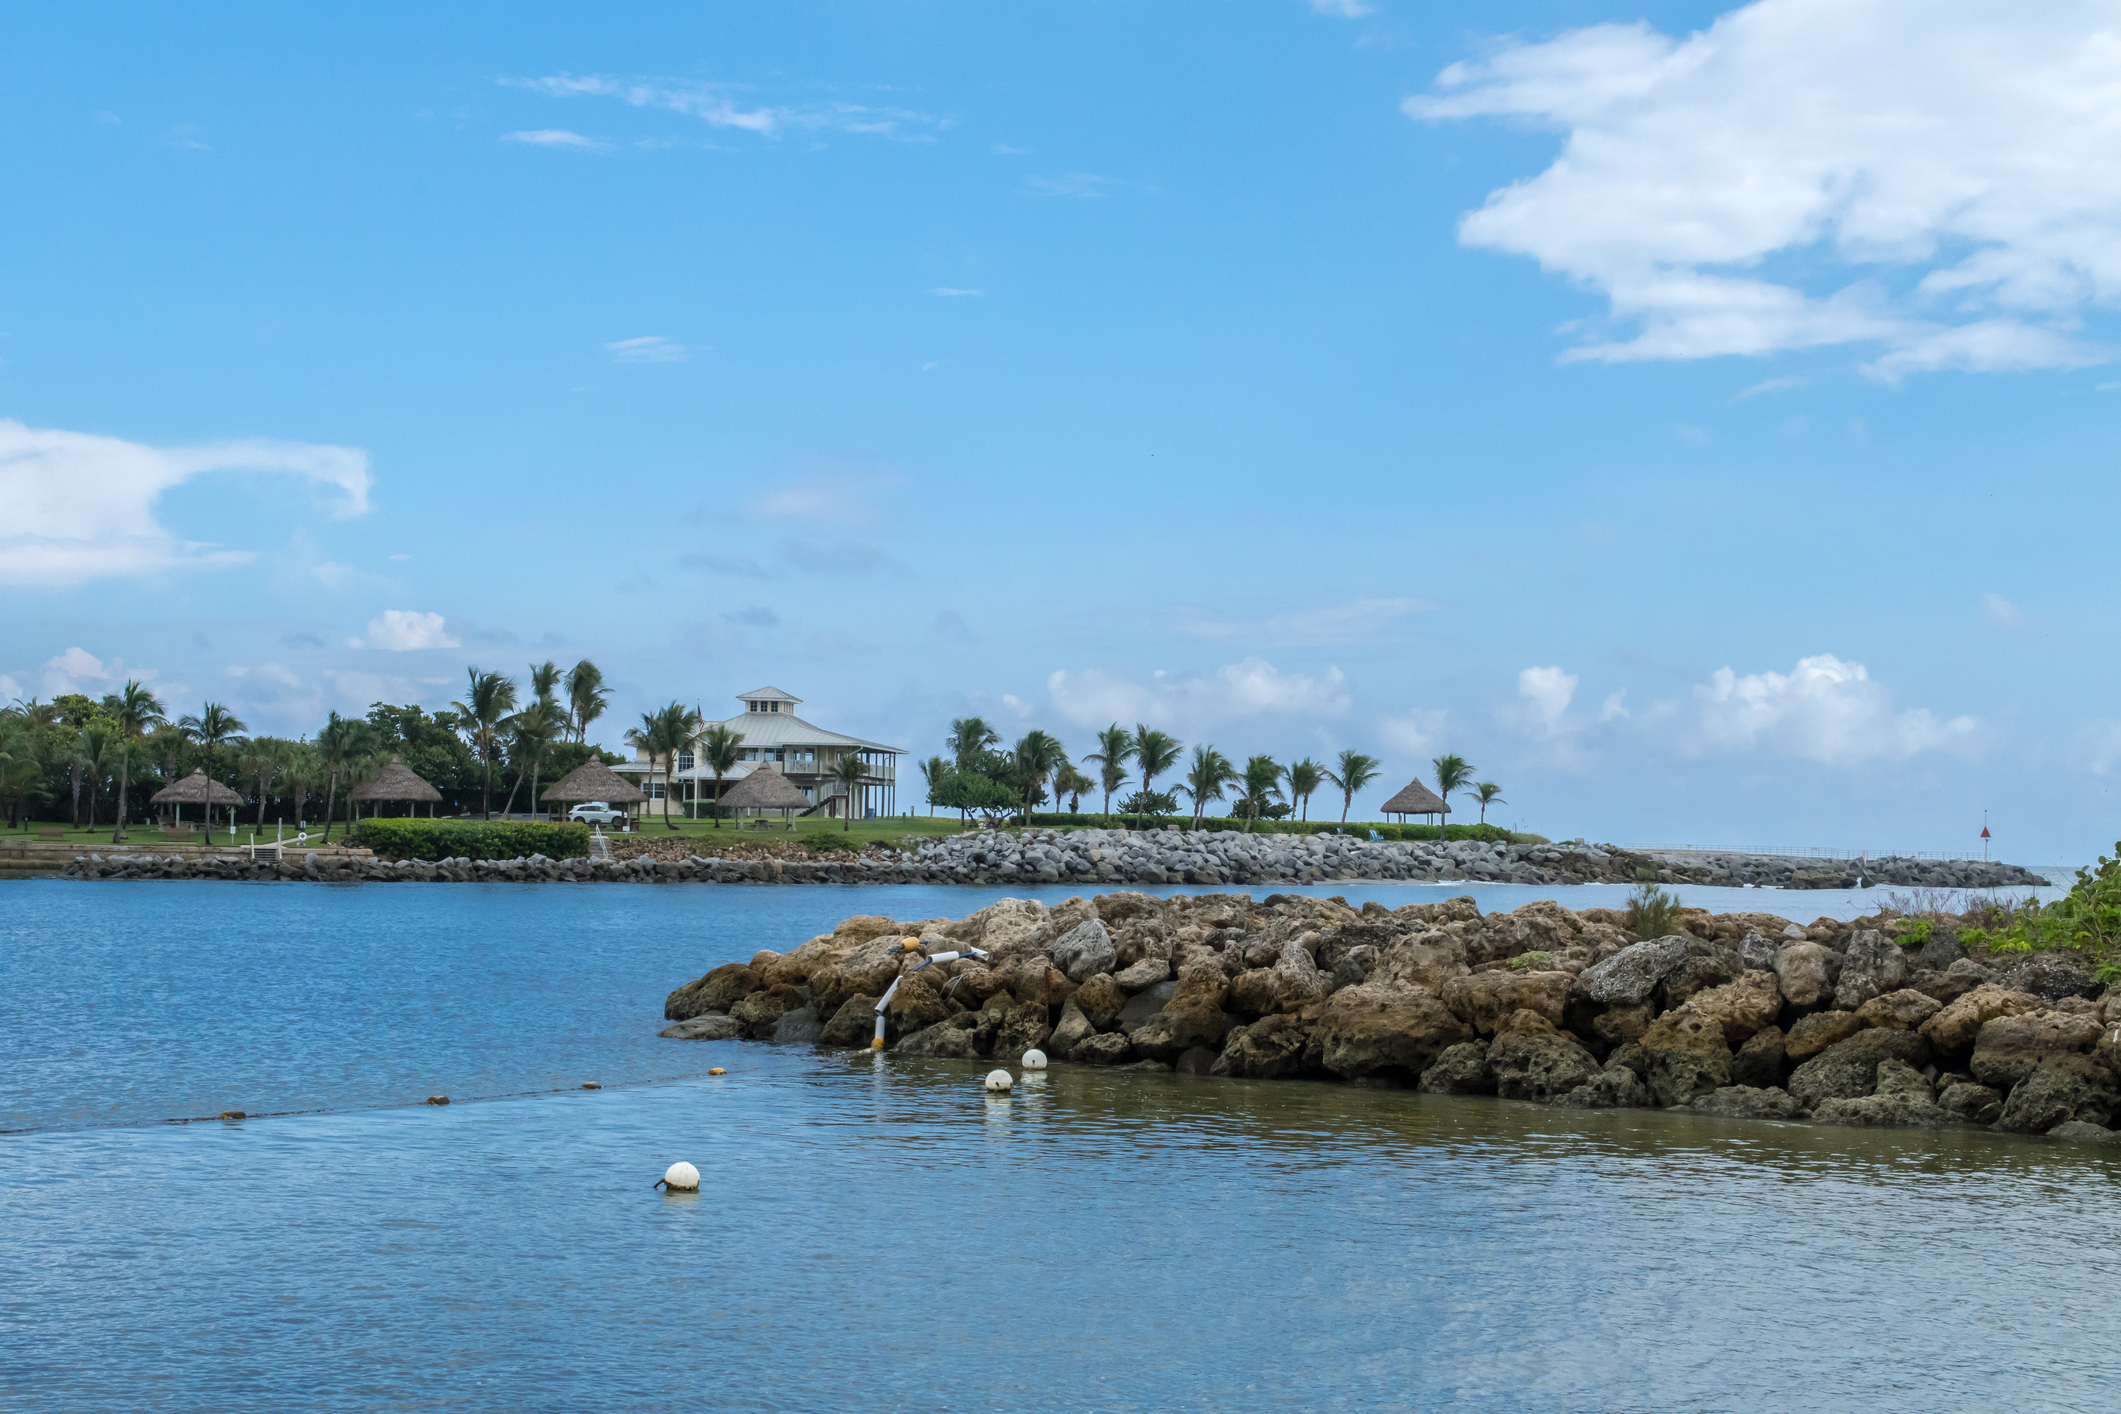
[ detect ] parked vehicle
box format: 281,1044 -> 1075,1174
567,802 -> 626,825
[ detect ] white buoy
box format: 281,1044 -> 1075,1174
984,1069 -> 1013,1092
1020,1049 -> 1048,1070
658,1161 -> 700,1192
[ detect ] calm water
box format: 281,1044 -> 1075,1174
3,879 -> 2115,1412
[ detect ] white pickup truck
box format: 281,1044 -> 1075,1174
567,802 -> 627,825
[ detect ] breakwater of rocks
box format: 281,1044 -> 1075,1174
660,890 -> 2121,1142
57,827 -> 2051,889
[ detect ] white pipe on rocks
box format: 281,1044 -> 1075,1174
871,938 -> 993,1050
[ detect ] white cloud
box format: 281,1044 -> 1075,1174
1600,689 -> 1630,722
352,610 -> 459,652
0,419 -> 370,586
1046,657 -> 1350,728
1380,707 -> 1448,755
1691,653 -> 1976,765
0,674 -> 20,702
502,129 -> 609,150
1174,596 -> 1430,647
1983,592 -> 2026,629
1408,1 -> 2121,375
1517,665 -> 1579,735
40,647 -> 112,695
928,287 -> 984,297
503,74 -> 947,141
1311,0 -> 1375,14
606,335 -> 688,363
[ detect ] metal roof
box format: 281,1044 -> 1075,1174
736,686 -> 802,704
697,709 -> 903,755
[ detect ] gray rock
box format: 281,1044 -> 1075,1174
659,1013 -> 745,1041
1488,1029 -> 1601,1101
1116,980 -> 1179,1036
1937,1080 -> 2004,1124
1787,1029 -> 1931,1108
1074,1032 -> 1133,1065
1577,936 -> 1696,1005
1212,1016 -> 1311,1079
2046,1120 -> 2121,1143
1832,930 -> 1909,1011
1914,929 -> 1967,973
1112,956 -> 1172,992
1731,1026 -> 1786,1089
1812,1059 -> 1947,1128
769,1005 -> 822,1046
1051,919 -> 1118,982
1996,1058 -> 2117,1134
1048,998 -> 1098,1059
1739,931 -> 1778,972
893,1015 -> 986,1059
1995,950 -> 2100,1002
1553,1065 -> 1650,1109
1686,1085 -> 1807,1120
1174,1047 -> 1219,1075
1417,1039 -> 1495,1095
1774,942 -> 1837,1008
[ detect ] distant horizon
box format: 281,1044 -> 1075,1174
6,0 -> 2119,859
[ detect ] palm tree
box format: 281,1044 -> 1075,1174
1011,729 -> 1069,831
146,723 -> 187,806
1432,753 -> 1475,824
1183,744 -> 1237,830
1472,781 -> 1506,825
565,659 -> 608,744
238,736 -> 290,829
1284,757 -> 1324,822
74,725 -> 117,831
499,701 -> 562,817
916,754 -> 951,818
655,701 -> 693,828
1324,749 -> 1381,826
105,681 -> 166,843
1234,754 -> 1284,832
530,660 -> 561,709
946,716 -> 1000,771
829,753 -> 868,831
316,712 -> 372,843
453,667 -> 519,819
282,740 -> 318,831
176,702 -> 248,786
1132,725 -> 1181,823
1053,764 -> 1095,814
697,722 -> 744,827
1081,723 -> 1136,822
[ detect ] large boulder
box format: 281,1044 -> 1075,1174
993,1003 -> 1053,1063
1051,919 -> 1118,982
1774,942 -> 1837,1009
1212,1015 -> 1313,1079
1686,1085 -> 1806,1120
1912,959 -> 1993,1007
1995,950 -> 2100,1002
1996,1056 -> 2119,1134
770,1004 -> 823,1046
1920,983 -> 2045,1055
2047,1121 -> 2121,1143
1813,1059 -> 1947,1127
1786,1029 -> 1930,1109
1226,969 -> 1278,1017
884,974 -> 950,1037
1783,1011 -> 1867,1062
1576,936 -> 1697,1006
1048,998 -> 1099,1058
665,963 -> 762,1021
1073,974 -> 1126,1030
1270,941 -> 1327,1009
1113,957 -> 1172,992
1731,1026 -> 1787,1089
810,938 -> 913,1014
1937,1080 -> 2003,1125
894,1014 -> 988,1059
658,1012 -> 745,1040
1417,1039 -> 1495,1095
1592,1003 -> 1654,1045
731,988 -> 793,1038
1659,949 -> 1743,1011
1855,989 -> 1943,1031
1680,970 -> 1783,1047
1316,981 -> 1475,1078
1488,1027 -> 1601,1101
1440,969 -> 1572,1036
818,993 -> 883,1048
1074,1031 -> 1134,1065
1832,930 -> 1909,1011
1116,980 -> 1179,1036
1168,961 -> 1231,1013
1637,1009 -> 1733,1108
1969,1010 -> 2103,1090
1554,1065 -> 1651,1108
1002,956 -> 1072,1007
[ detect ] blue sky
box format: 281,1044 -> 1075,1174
4,0 -> 2118,856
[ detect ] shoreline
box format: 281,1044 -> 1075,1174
661,889 -> 2121,1144
51,827 -> 2052,890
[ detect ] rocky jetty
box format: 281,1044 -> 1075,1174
58,827 -> 2049,889
662,891 -> 2121,1141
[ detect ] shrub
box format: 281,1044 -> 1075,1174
1625,882 -> 1681,940
1961,846 -> 2120,956
354,817 -> 591,861
804,831 -> 859,853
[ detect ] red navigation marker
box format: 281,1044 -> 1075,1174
1981,826 -> 1991,839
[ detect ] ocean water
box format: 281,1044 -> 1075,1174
3,879 -> 2114,1412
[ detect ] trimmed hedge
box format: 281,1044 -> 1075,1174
1024,813 -> 1534,844
354,818 -> 592,861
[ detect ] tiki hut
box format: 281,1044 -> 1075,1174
715,764 -> 814,830
349,756 -> 444,818
151,769 -> 247,833
543,757 -> 646,827
1380,778 -> 1451,826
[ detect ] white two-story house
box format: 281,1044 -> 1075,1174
615,686 -> 904,820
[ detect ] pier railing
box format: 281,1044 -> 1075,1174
1621,843 -> 1992,863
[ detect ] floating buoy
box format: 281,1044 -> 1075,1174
1021,1049 -> 1048,1070
425,1095 -> 449,1106
708,1067 -> 726,1076
657,1161 -> 701,1192
218,1109 -> 246,1121
580,1081 -> 601,1090
985,1069 -> 1013,1092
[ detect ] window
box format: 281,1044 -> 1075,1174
676,752 -> 694,773
645,782 -> 667,800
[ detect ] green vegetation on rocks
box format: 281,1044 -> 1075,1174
355,817 -> 590,861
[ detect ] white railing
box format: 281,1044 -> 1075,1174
1622,843 -> 1993,862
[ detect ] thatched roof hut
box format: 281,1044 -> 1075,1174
350,756 -> 443,804
150,769 -> 246,808
716,765 -> 813,828
1380,778 -> 1451,821
542,757 -> 646,805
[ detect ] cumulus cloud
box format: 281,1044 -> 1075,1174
1691,653 -> 1976,764
606,335 -> 688,363
0,419 -> 370,585
40,647 -> 114,695
1174,597 -> 1430,647
1983,592 -> 2026,629
351,611 -> 459,652
1046,658 -> 1350,728
503,74 -> 947,141
1516,666 -> 1579,735
1408,1 -> 2121,375
1380,707 -> 1448,755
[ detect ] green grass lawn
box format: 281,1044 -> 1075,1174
1,823 -> 337,847
618,812 -> 981,845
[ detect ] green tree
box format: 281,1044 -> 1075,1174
1053,763 -> 1095,813
316,712 -> 374,843
237,736 -> 290,829
697,722 -> 745,827
1081,723 -> 1136,822
72,725 -> 119,831
104,680 -> 166,843
453,667 -> 520,819
1432,753 -> 1475,822
946,716 -> 1000,772
529,660 -> 562,710
1472,781 -> 1506,824
917,754 -> 952,819
177,701 -> 248,790
1183,744 -> 1237,830
1011,729 -> 1069,831
1284,757 -> 1324,822
565,659 -> 609,744
1324,749 -> 1382,826
281,739 -> 319,830
1132,725 -> 1181,822
1233,754 -> 1284,832
624,702 -> 689,831
499,700 -> 563,818
829,752 -> 868,831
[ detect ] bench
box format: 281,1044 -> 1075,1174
35,825 -> 65,840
